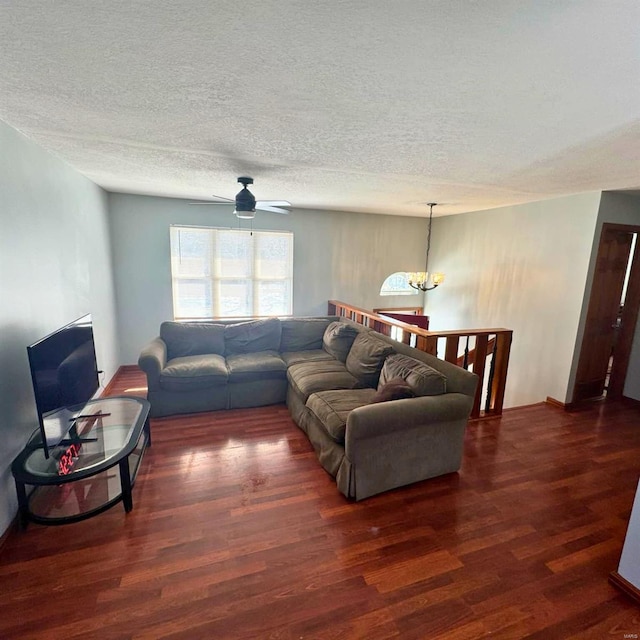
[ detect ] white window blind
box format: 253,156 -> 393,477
170,226 -> 293,319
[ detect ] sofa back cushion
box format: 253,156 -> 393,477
379,353 -> 447,396
280,318 -> 333,352
224,317 -> 282,355
160,321 -> 225,360
322,321 -> 359,362
345,332 -> 394,388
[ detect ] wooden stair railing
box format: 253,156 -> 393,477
456,337 -> 496,368
328,300 -> 512,419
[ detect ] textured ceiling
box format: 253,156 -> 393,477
1,1 -> 639,216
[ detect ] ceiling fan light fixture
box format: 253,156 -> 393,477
234,210 -> 256,220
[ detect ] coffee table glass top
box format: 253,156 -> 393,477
22,397 -> 146,478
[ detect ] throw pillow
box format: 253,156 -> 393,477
345,332 -> 394,388
379,353 -> 447,396
370,377 -> 416,403
322,321 -> 359,362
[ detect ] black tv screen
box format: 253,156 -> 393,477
27,314 -> 99,458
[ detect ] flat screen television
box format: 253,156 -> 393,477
27,314 -> 99,458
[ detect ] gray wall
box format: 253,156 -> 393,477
108,193 -> 429,363
426,192 -> 602,408
0,121 -> 119,536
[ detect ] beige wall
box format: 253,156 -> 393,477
426,192 -> 602,407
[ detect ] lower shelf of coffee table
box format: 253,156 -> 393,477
25,431 -> 147,525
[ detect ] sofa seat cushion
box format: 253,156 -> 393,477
306,389 -> 377,443
160,321 -> 225,359
379,353 -> 447,396
287,360 -> 363,402
226,350 -> 287,383
281,349 -> 336,367
346,332 -> 394,388
160,354 -> 228,392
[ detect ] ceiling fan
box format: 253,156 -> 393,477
189,176 -> 291,219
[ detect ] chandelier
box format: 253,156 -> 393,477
407,202 -> 445,291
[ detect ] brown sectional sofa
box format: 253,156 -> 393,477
138,316 -> 478,500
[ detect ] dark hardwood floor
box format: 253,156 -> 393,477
1,367 -> 640,639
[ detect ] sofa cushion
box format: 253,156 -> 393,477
160,321 -> 225,360
306,389 -> 378,443
379,353 -> 447,396
224,318 -> 282,355
345,332 -> 394,388
322,321 -> 359,362
370,377 -> 416,403
280,349 -> 336,367
160,354 -> 228,391
287,360 -> 362,402
280,318 -> 333,352
226,351 -> 287,383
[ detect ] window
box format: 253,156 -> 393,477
379,271 -> 419,296
170,226 -> 293,319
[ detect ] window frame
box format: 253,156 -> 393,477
170,225 -> 294,319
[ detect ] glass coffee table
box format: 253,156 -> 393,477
12,396 -> 151,527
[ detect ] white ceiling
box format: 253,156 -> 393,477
1,1 -> 639,217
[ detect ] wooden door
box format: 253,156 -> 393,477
572,226 -> 634,402
608,236 -> 640,399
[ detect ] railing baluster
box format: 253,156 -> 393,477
471,334 -> 489,419
425,336 -> 438,356
485,335 -> 498,413
445,336 -> 459,363
490,332 -> 512,415
463,336 -> 470,369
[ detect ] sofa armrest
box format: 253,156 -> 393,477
345,393 -> 474,453
138,337 -> 167,391
342,392 -> 474,500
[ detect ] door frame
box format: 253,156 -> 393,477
572,222 -> 640,403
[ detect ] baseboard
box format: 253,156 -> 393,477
545,396 -> 605,412
547,395 -> 638,412
502,401 -> 546,412
609,571 -> 640,605
100,366 -> 122,397
100,365 -> 141,398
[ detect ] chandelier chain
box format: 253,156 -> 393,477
425,202 -> 435,273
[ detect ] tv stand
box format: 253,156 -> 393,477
12,396 -> 151,528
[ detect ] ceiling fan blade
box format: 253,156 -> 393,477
256,200 -> 291,208
189,193 -> 235,205
188,201 -> 233,205
257,205 -> 290,214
